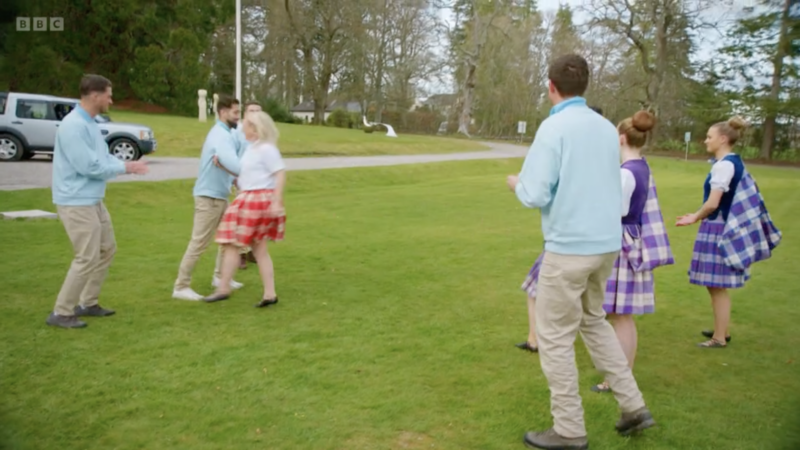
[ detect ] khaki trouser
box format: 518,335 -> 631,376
535,251 -> 646,438
53,202 -> 116,316
174,196 -> 228,290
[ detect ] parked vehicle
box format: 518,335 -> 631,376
0,92 -> 157,162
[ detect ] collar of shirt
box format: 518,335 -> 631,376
549,96 -> 587,116
74,105 -> 95,123
216,119 -> 231,132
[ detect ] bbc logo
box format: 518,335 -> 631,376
16,17 -> 64,32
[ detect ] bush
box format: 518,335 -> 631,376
326,109 -> 351,128
259,97 -> 302,124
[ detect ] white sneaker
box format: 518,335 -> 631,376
172,288 -> 203,301
212,277 -> 243,290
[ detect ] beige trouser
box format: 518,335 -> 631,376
53,202 -> 116,316
174,196 -> 228,290
535,251 -> 646,438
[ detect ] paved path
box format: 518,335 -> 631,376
0,142 -> 528,191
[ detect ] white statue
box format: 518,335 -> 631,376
198,89 -> 208,122
362,115 -> 398,138
213,93 -> 219,116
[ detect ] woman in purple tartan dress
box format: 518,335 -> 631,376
676,117 -> 750,348
519,111 -> 669,393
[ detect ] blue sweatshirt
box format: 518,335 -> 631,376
233,125 -> 249,158
514,97 -> 622,256
52,105 -> 126,206
193,121 -> 242,200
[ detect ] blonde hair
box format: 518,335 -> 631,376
244,111 -> 280,145
712,116 -> 748,146
617,110 -> 656,148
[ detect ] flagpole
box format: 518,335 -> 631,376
235,0 -> 242,103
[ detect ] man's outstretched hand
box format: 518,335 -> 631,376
507,175 -> 519,192
125,160 -> 149,175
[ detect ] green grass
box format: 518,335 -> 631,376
1,158 -> 799,450
109,110 -> 485,158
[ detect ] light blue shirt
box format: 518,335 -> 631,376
233,125 -> 250,158
52,105 -> 126,206
193,120 -> 242,200
515,97 -> 622,255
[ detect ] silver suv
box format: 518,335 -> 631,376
0,92 -> 157,162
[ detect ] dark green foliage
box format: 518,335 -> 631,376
0,0 -> 234,113
326,109 -> 351,128
258,97 -> 303,124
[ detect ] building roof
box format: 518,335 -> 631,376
291,100 -> 362,113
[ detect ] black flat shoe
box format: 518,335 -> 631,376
255,297 -> 279,308
203,293 -> 230,303
701,330 -> 731,342
515,341 -> 538,353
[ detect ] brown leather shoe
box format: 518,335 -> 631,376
523,428 -> 588,449
74,304 -> 115,317
46,313 -> 87,329
615,407 -> 656,436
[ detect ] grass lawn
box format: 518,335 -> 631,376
1,158 -> 799,450
109,110 -> 485,158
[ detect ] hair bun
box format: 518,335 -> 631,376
632,111 -> 655,132
727,116 -> 748,131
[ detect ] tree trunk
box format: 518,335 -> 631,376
457,60 -> 477,136
761,0 -> 791,160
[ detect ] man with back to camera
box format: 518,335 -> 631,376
173,95 -> 245,301
507,54 -> 654,450
47,74 -> 149,329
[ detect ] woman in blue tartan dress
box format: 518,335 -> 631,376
676,117 -> 750,348
518,112 -> 671,394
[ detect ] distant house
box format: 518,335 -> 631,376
415,94 -> 458,116
290,99 -> 362,123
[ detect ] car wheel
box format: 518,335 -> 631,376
109,138 -> 141,161
0,134 -> 25,162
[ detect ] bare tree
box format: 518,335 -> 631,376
445,0 -> 504,136
583,0 -> 713,139
283,0 -> 359,123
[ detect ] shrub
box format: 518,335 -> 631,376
259,97 -> 302,124
326,109 -> 351,128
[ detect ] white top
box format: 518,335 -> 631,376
621,168 -> 636,217
237,142 -> 286,191
709,158 -> 736,192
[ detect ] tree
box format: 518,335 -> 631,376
721,0 -> 799,159
583,0 -> 711,141
283,0 -> 361,124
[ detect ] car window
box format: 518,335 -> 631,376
0,95 -> 6,115
52,102 -> 76,121
15,100 -> 49,120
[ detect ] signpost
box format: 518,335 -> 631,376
517,121 -> 527,143
684,131 -> 691,161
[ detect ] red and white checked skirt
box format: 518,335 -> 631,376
215,189 -> 285,247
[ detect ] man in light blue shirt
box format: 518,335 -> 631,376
47,74 -> 149,329
507,55 -> 654,449
173,95 -> 245,301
